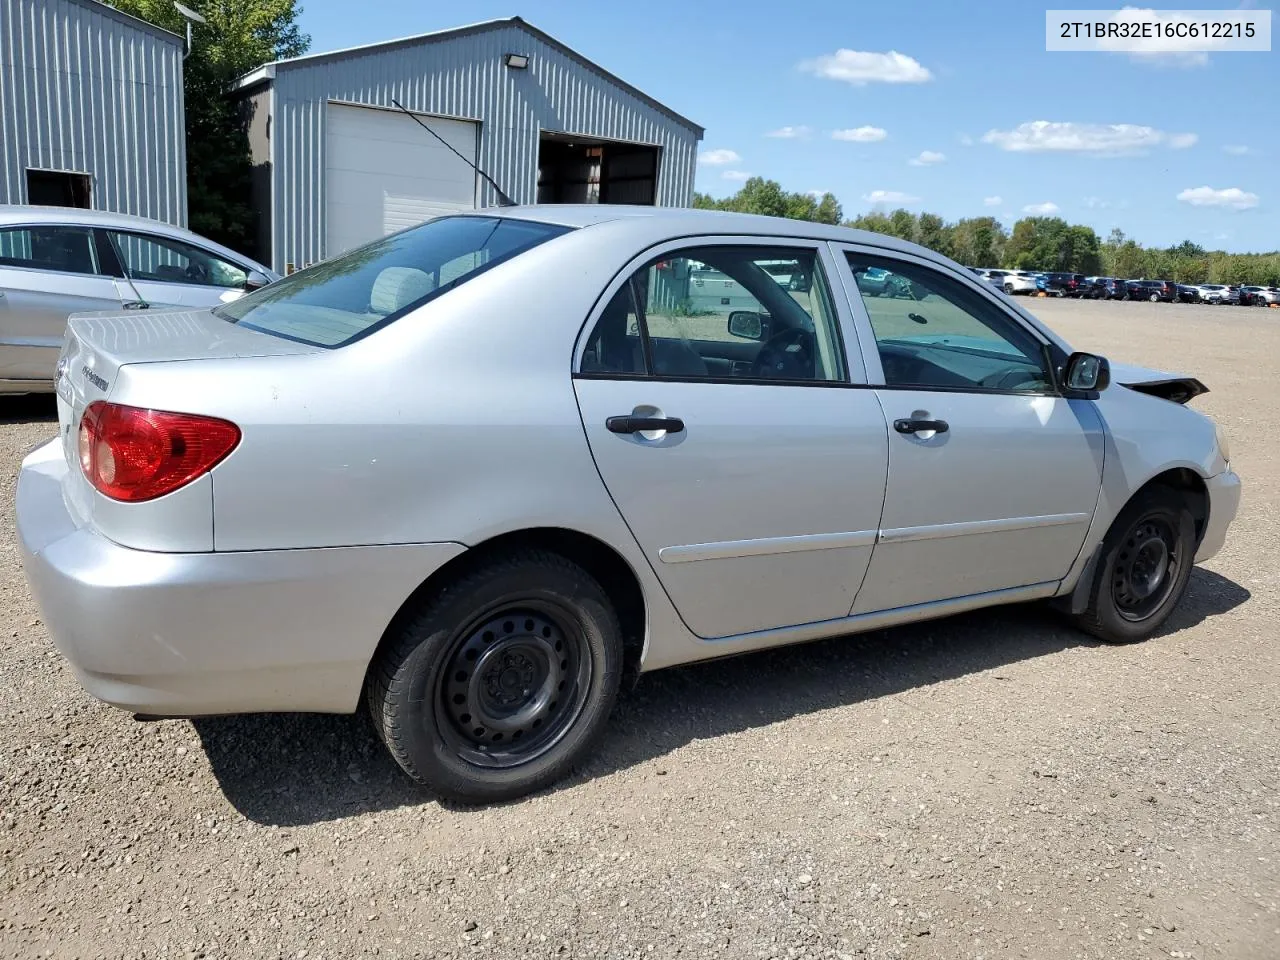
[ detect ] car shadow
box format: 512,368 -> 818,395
194,567 -> 1249,826
0,394 -> 57,425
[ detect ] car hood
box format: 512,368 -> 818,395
1109,360 -> 1208,404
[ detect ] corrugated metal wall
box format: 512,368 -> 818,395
0,0 -> 186,225
266,22 -> 699,273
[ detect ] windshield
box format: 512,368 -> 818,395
215,216 -> 571,348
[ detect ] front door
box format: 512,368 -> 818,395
574,240 -> 889,639
0,224 -> 123,381
837,246 -> 1106,613
101,229 -> 252,308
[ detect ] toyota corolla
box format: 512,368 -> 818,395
16,207 -> 1241,803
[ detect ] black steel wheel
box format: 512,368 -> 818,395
436,603 -> 590,768
368,550 -> 623,804
1071,487 -> 1197,644
1110,515 -> 1182,622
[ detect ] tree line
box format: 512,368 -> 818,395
696,178 -> 1280,287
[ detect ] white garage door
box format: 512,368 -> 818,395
325,103 -> 478,258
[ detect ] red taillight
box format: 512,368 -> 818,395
78,401 -> 240,502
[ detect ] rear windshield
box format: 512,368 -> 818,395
215,216 -> 571,348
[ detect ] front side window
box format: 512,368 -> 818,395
217,216 -> 570,348
845,253 -> 1053,393
108,231 -> 249,289
581,246 -> 845,383
0,225 -> 100,275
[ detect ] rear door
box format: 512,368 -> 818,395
574,238 -> 889,639
0,224 -> 123,381
836,245 -> 1105,613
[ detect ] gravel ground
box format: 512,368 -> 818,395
2,298 -> 1276,960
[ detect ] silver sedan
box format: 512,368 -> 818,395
17,207 -> 1241,803
0,205 -> 278,393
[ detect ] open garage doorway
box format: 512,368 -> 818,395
536,133 -> 659,205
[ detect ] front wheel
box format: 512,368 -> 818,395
1148,293 -> 1159,302
1071,487 -> 1196,644
367,551 -> 623,803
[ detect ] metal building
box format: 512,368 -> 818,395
0,0 -> 187,224
233,16 -> 703,274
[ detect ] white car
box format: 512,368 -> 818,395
0,206 -> 278,393
1001,270 -> 1040,295
17,206 -> 1241,803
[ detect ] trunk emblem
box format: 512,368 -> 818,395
81,365 -> 109,392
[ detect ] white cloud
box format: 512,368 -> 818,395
908,150 -> 946,166
1083,196 -> 1111,209
766,125 -> 812,139
959,133 -> 975,147
799,49 -> 933,85
722,170 -> 752,182
982,196 -> 1002,207
832,126 -> 888,143
698,149 -> 741,166
806,190 -> 829,198
982,121 -> 1198,156
864,190 -> 921,206
1223,144 -> 1251,156
1022,202 -> 1060,215
1176,186 -> 1260,210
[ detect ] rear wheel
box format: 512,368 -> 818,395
1071,487 -> 1196,644
1004,283 -> 1015,294
1148,293 -> 1159,302
367,551 -> 623,803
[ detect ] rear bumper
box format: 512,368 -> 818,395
17,439 -> 466,716
1196,468 -> 1242,563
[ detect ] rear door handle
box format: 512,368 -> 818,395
606,415 -> 685,434
893,417 -> 949,435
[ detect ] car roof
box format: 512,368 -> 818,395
475,204 -> 940,257
0,205 -> 273,273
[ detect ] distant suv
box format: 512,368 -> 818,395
1043,272 -> 1086,297
1126,279 -> 1177,302
1197,284 -> 1238,305
1240,285 -> 1280,306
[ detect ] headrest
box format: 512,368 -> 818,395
370,266 -> 435,315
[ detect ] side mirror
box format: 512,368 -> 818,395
244,269 -> 272,291
1063,351 -> 1110,396
727,310 -> 765,340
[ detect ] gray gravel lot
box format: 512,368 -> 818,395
1,298 -> 1276,960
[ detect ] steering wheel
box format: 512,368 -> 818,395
185,259 -> 210,283
753,326 -> 815,380
984,367 -> 1044,391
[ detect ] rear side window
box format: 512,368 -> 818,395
0,225 -> 101,275
216,216 -> 571,348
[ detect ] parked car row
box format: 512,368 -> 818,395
966,266 -> 1280,306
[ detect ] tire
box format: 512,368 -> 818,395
367,550 -> 623,803
1004,283 -> 1015,295
1148,293 -> 1159,302
1071,487 -> 1197,644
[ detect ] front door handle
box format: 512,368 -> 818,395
894,417 -> 949,435
606,415 -> 685,435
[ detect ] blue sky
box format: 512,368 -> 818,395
297,0 -> 1276,252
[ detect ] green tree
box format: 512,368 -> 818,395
914,212 -> 949,257
813,193 -> 842,226
110,0 -> 310,254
